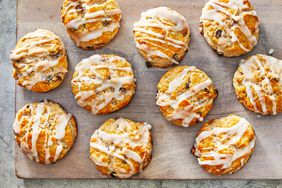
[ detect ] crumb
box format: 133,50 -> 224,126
192,3 -> 197,7
268,49 -> 274,55
257,115 -> 261,118
240,59 -> 246,64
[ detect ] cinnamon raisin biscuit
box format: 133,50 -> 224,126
156,66 -> 217,127
90,118 -> 153,178
133,7 -> 190,68
71,54 -> 136,115
61,0 -> 121,49
200,0 -> 259,57
192,114 -> 256,175
13,100 -> 77,164
10,29 -> 68,92
233,54 -> 282,115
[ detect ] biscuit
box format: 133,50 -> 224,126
61,0 -> 121,49
200,0 -> 259,57
233,54 -> 282,115
90,118 -> 153,178
133,7 -> 190,68
71,54 -> 136,115
192,114 -> 256,175
156,66 -> 217,127
13,100 -> 77,164
10,29 -> 68,92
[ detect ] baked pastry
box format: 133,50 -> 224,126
133,7 -> 190,68
13,100 -> 77,164
233,54 -> 282,115
10,29 -> 68,92
90,118 -> 153,178
156,66 -> 217,127
192,115 -> 256,175
61,0 -> 121,49
200,0 -> 259,57
71,54 -> 136,115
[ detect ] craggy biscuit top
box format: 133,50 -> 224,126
200,0 -> 259,56
61,0 -> 121,48
13,100 -> 77,164
233,54 -> 282,115
90,118 -> 153,178
71,54 -> 136,115
156,66 -> 217,127
192,115 -> 255,175
133,7 -> 190,67
10,29 -> 68,92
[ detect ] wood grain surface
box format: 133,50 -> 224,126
15,0 -> 282,179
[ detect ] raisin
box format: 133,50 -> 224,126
271,77 -> 279,82
217,51 -> 224,56
54,76 -> 62,82
215,29 -> 222,38
47,75 -> 53,82
173,54 -> 181,61
75,4 -> 83,11
119,87 -> 127,93
110,172 -> 117,177
145,61 -> 152,68
204,88 -> 209,93
185,82 -> 190,89
102,19 -> 112,27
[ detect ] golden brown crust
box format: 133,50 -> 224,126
200,0 -> 259,57
13,100 -> 77,164
89,118 -> 153,178
133,7 -> 190,68
61,0 -> 121,49
71,54 -> 136,115
156,66 -> 217,127
10,29 -> 68,93
192,114 -> 256,175
233,54 -> 282,115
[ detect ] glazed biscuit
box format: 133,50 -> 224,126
200,0 -> 259,57
90,118 -> 153,178
156,66 -> 217,127
61,0 -> 121,49
192,115 -> 256,175
71,54 -> 136,115
13,100 -> 77,164
10,29 -> 68,92
133,7 -> 190,68
233,54 -> 282,115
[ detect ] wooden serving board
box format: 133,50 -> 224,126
15,0 -> 282,179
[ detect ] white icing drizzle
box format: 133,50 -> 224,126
90,118 -> 152,178
200,0 -> 259,52
10,29 -> 68,90
194,116 -> 255,170
62,0 -> 121,44
133,7 -> 189,65
78,22 -> 119,43
239,55 -> 282,115
72,55 -> 135,114
61,1 -> 78,18
13,100 -> 73,164
156,67 -> 214,127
